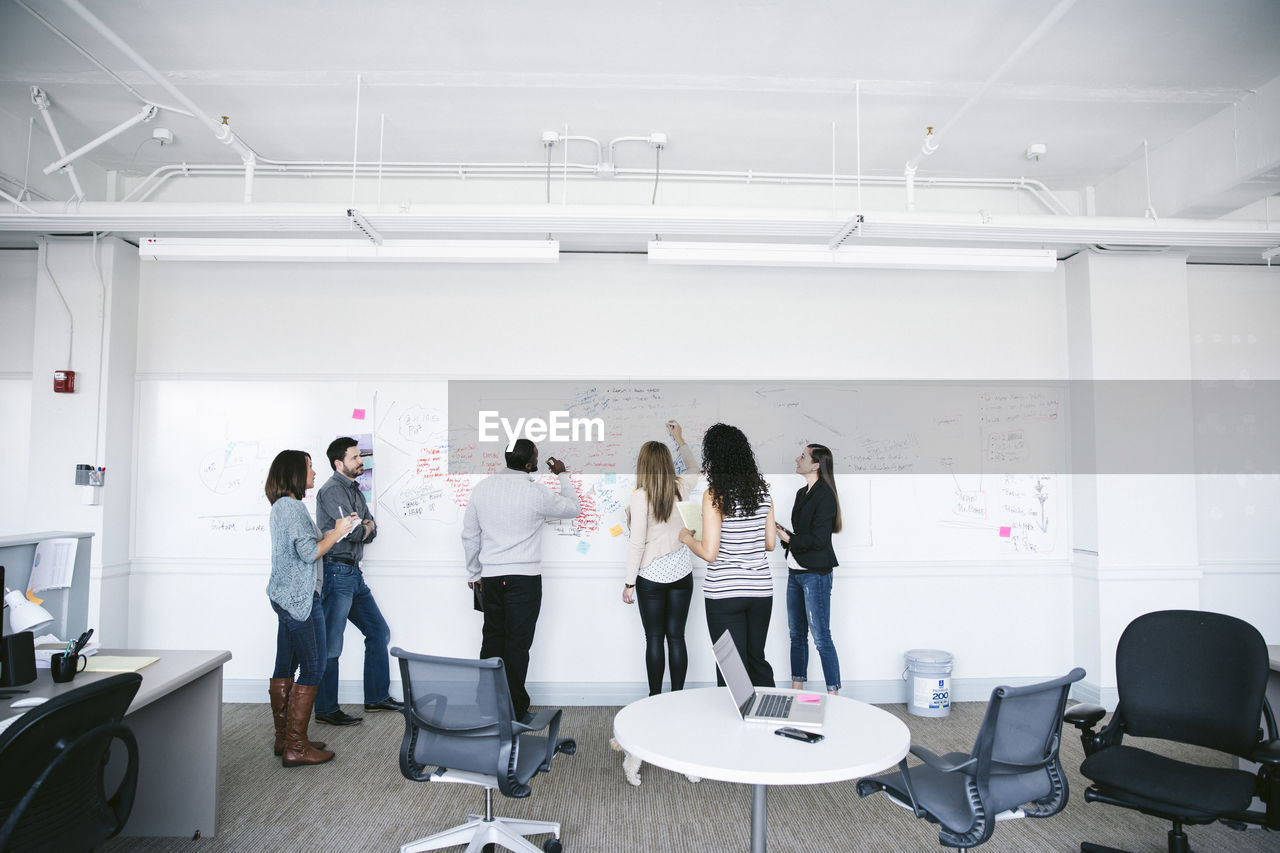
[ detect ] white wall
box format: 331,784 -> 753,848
0,249 -> 35,528
132,253 -> 1079,702
11,245 -> 1277,705
1188,264 -> 1280,638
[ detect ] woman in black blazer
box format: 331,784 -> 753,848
776,444 -> 843,694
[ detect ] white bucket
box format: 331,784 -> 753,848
904,648 -> 953,717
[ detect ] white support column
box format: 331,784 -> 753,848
1065,251 -> 1201,706
26,236 -> 138,644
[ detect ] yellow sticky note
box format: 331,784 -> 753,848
609,524 -> 623,537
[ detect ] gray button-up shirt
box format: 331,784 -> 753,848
315,471 -> 377,564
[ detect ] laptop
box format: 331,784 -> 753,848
712,630 -> 826,728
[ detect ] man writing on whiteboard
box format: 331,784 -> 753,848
313,436 -> 402,726
462,439 -> 580,722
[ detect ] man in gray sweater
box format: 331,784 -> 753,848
462,438 -> 580,721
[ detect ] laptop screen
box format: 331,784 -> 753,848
712,630 -> 757,718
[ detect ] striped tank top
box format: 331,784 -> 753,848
703,496 -> 773,600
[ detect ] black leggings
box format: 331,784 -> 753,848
635,573 -> 694,695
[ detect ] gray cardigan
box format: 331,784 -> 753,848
461,468 -> 580,582
267,496 -> 322,620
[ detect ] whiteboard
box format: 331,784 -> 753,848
135,379 -> 1068,563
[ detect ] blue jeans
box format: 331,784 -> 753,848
316,560 -> 392,713
787,571 -> 841,691
271,594 -> 326,686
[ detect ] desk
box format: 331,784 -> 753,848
613,688 -> 911,853
6,648 -> 231,838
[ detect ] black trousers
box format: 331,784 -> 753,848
480,574 -> 542,720
705,595 -> 775,687
635,573 -> 694,695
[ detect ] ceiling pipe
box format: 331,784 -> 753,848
0,186 -> 38,213
541,133 -> 603,169
12,0 -> 194,119
30,87 -> 85,200
120,159 -> 1073,214
904,0 -> 1078,211
43,103 -> 158,175
56,0 -> 258,202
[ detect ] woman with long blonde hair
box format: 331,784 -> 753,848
624,420 -> 699,695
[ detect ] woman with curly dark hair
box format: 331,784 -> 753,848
679,423 -> 777,686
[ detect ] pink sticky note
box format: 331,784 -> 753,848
999,526 -> 1011,537
352,408 -> 366,420
797,694 -> 822,703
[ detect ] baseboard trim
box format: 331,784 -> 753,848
1070,679 -> 1117,710
222,675 -> 1086,706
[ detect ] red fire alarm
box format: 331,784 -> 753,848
53,370 -> 75,393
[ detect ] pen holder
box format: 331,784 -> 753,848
0,631 -> 37,687
50,652 -> 88,683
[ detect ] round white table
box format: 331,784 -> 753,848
613,688 -> 911,853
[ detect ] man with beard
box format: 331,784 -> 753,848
313,436 -> 402,726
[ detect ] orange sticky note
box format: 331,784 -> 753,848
609,524 -> 623,537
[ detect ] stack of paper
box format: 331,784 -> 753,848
28,538 -> 78,595
33,635 -> 100,668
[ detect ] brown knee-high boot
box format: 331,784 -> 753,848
269,678 -> 326,756
282,683 -> 335,767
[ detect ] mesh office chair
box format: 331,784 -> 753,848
857,667 -> 1085,850
0,672 -> 142,852
1065,609 -> 1280,853
392,647 -> 576,853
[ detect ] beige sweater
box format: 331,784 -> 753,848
624,443 -> 699,585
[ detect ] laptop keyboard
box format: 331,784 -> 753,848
753,693 -> 794,718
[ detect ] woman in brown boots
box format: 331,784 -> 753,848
265,450 -> 358,767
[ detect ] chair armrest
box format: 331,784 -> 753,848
909,744 -> 977,775
1064,703 -> 1106,731
515,708 -> 563,774
513,709 -> 559,736
1248,740 -> 1280,766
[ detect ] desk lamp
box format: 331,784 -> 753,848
1,566 -> 51,687
4,589 -> 54,634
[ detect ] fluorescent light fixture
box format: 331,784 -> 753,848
647,241 -> 1057,272
140,238 -> 559,263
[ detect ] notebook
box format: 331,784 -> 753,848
676,501 -> 703,541
712,630 -> 825,728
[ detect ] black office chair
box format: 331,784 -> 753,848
1065,609 -> 1280,853
857,667 -> 1085,850
391,647 -> 576,853
0,672 -> 142,852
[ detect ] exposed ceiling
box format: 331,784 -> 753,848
1,0 -> 1279,258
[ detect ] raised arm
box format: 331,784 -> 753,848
536,470 -> 581,520
675,439 -> 699,498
